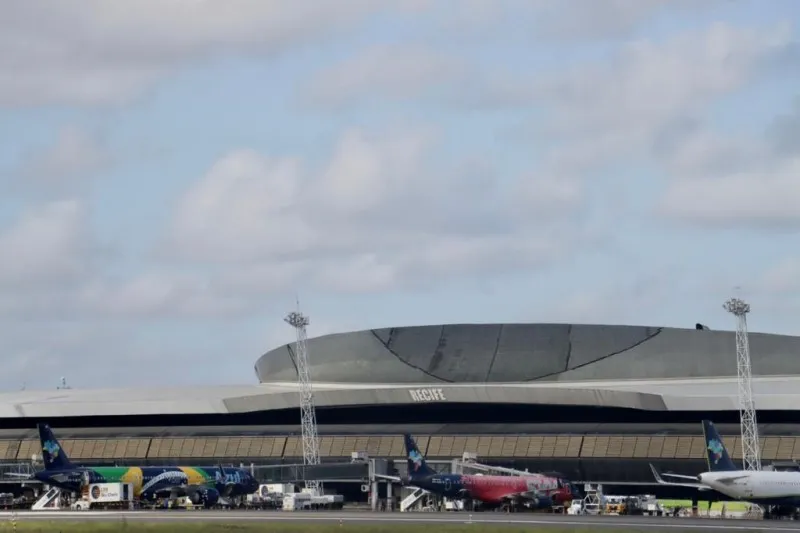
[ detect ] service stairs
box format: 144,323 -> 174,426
401,487 -> 429,512
32,487 -> 62,510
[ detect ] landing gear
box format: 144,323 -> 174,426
763,505 -> 800,520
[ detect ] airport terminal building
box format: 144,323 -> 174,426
2,323 -> 800,486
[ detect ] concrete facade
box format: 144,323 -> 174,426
255,324 -> 800,384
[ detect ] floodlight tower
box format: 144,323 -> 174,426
723,297 -> 761,471
284,307 -> 323,495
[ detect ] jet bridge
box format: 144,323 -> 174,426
253,458 -> 391,483
451,452 -> 534,477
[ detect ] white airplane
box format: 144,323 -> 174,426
651,420 -> 800,516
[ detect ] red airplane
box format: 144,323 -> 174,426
399,434 -> 577,509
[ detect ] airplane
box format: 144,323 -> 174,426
395,434 -> 578,510
650,420 -> 800,519
26,424 -> 259,508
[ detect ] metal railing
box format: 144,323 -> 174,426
0,462 -> 36,479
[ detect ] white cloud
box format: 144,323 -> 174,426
660,156 -> 800,226
0,0 -> 427,107
301,44 -> 467,109
526,0 -> 696,41
317,128 -> 437,213
427,0 -> 721,42
655,124 -> 766,180
0,200 -> 91,288
169,148 -> 308,263
166,126 -> 582,294
538,22 -> 793,140
0,123 -> 582,323
304,19 -> 797,198
525,21 -> 798,228
655,106 -> 800,226
13,126 -> 109,193
300,2 -> 744,112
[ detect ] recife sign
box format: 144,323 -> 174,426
408,388 -> 447,402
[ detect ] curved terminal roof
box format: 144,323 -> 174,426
255,323 -> 800,384
3,376 -> 800,420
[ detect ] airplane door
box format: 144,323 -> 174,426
444,479 -> 452,492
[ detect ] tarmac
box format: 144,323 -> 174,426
0,510 -> 799,531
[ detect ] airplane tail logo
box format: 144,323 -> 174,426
37,423 -> 73,471
701,420 -> 737,472
409,450 -> 424,471
43,440 -> 60,459
403,434 -> 434,479
707,439 -> 724,464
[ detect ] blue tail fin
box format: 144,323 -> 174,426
37,423 -> 73,471
403,434 -> 434,479
702,420 -> 737,472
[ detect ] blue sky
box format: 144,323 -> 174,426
0,0 -> 798,390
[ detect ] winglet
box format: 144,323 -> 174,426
649,464 -> 666,484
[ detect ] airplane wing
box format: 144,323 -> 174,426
496,488 -> 543,502
152,483 -> 210,499
142,471 -> 211,500
374,473 -> 402,482
661,473 -> 702,481
649,464 -> 709,490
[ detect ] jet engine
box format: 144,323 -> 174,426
532,495 -> 553,509
190,487 -> 220,508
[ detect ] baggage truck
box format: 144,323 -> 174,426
72,483 -> 134,510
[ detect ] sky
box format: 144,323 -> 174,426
0,0 -> 798,391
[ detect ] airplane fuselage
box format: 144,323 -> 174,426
699,470 -> 800,507
35,466 -> 258,500
410,473 -> 573,506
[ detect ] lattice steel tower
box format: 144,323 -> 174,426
723,297 -> 761,471
284,307 -> 323,495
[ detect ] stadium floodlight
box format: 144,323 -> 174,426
723,297 -> 761,471
284,305 -> 323,496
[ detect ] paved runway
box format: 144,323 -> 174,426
0,510 -> 799,531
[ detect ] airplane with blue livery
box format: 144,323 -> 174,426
392,434 -> 578,510
26,424 -> 259,508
